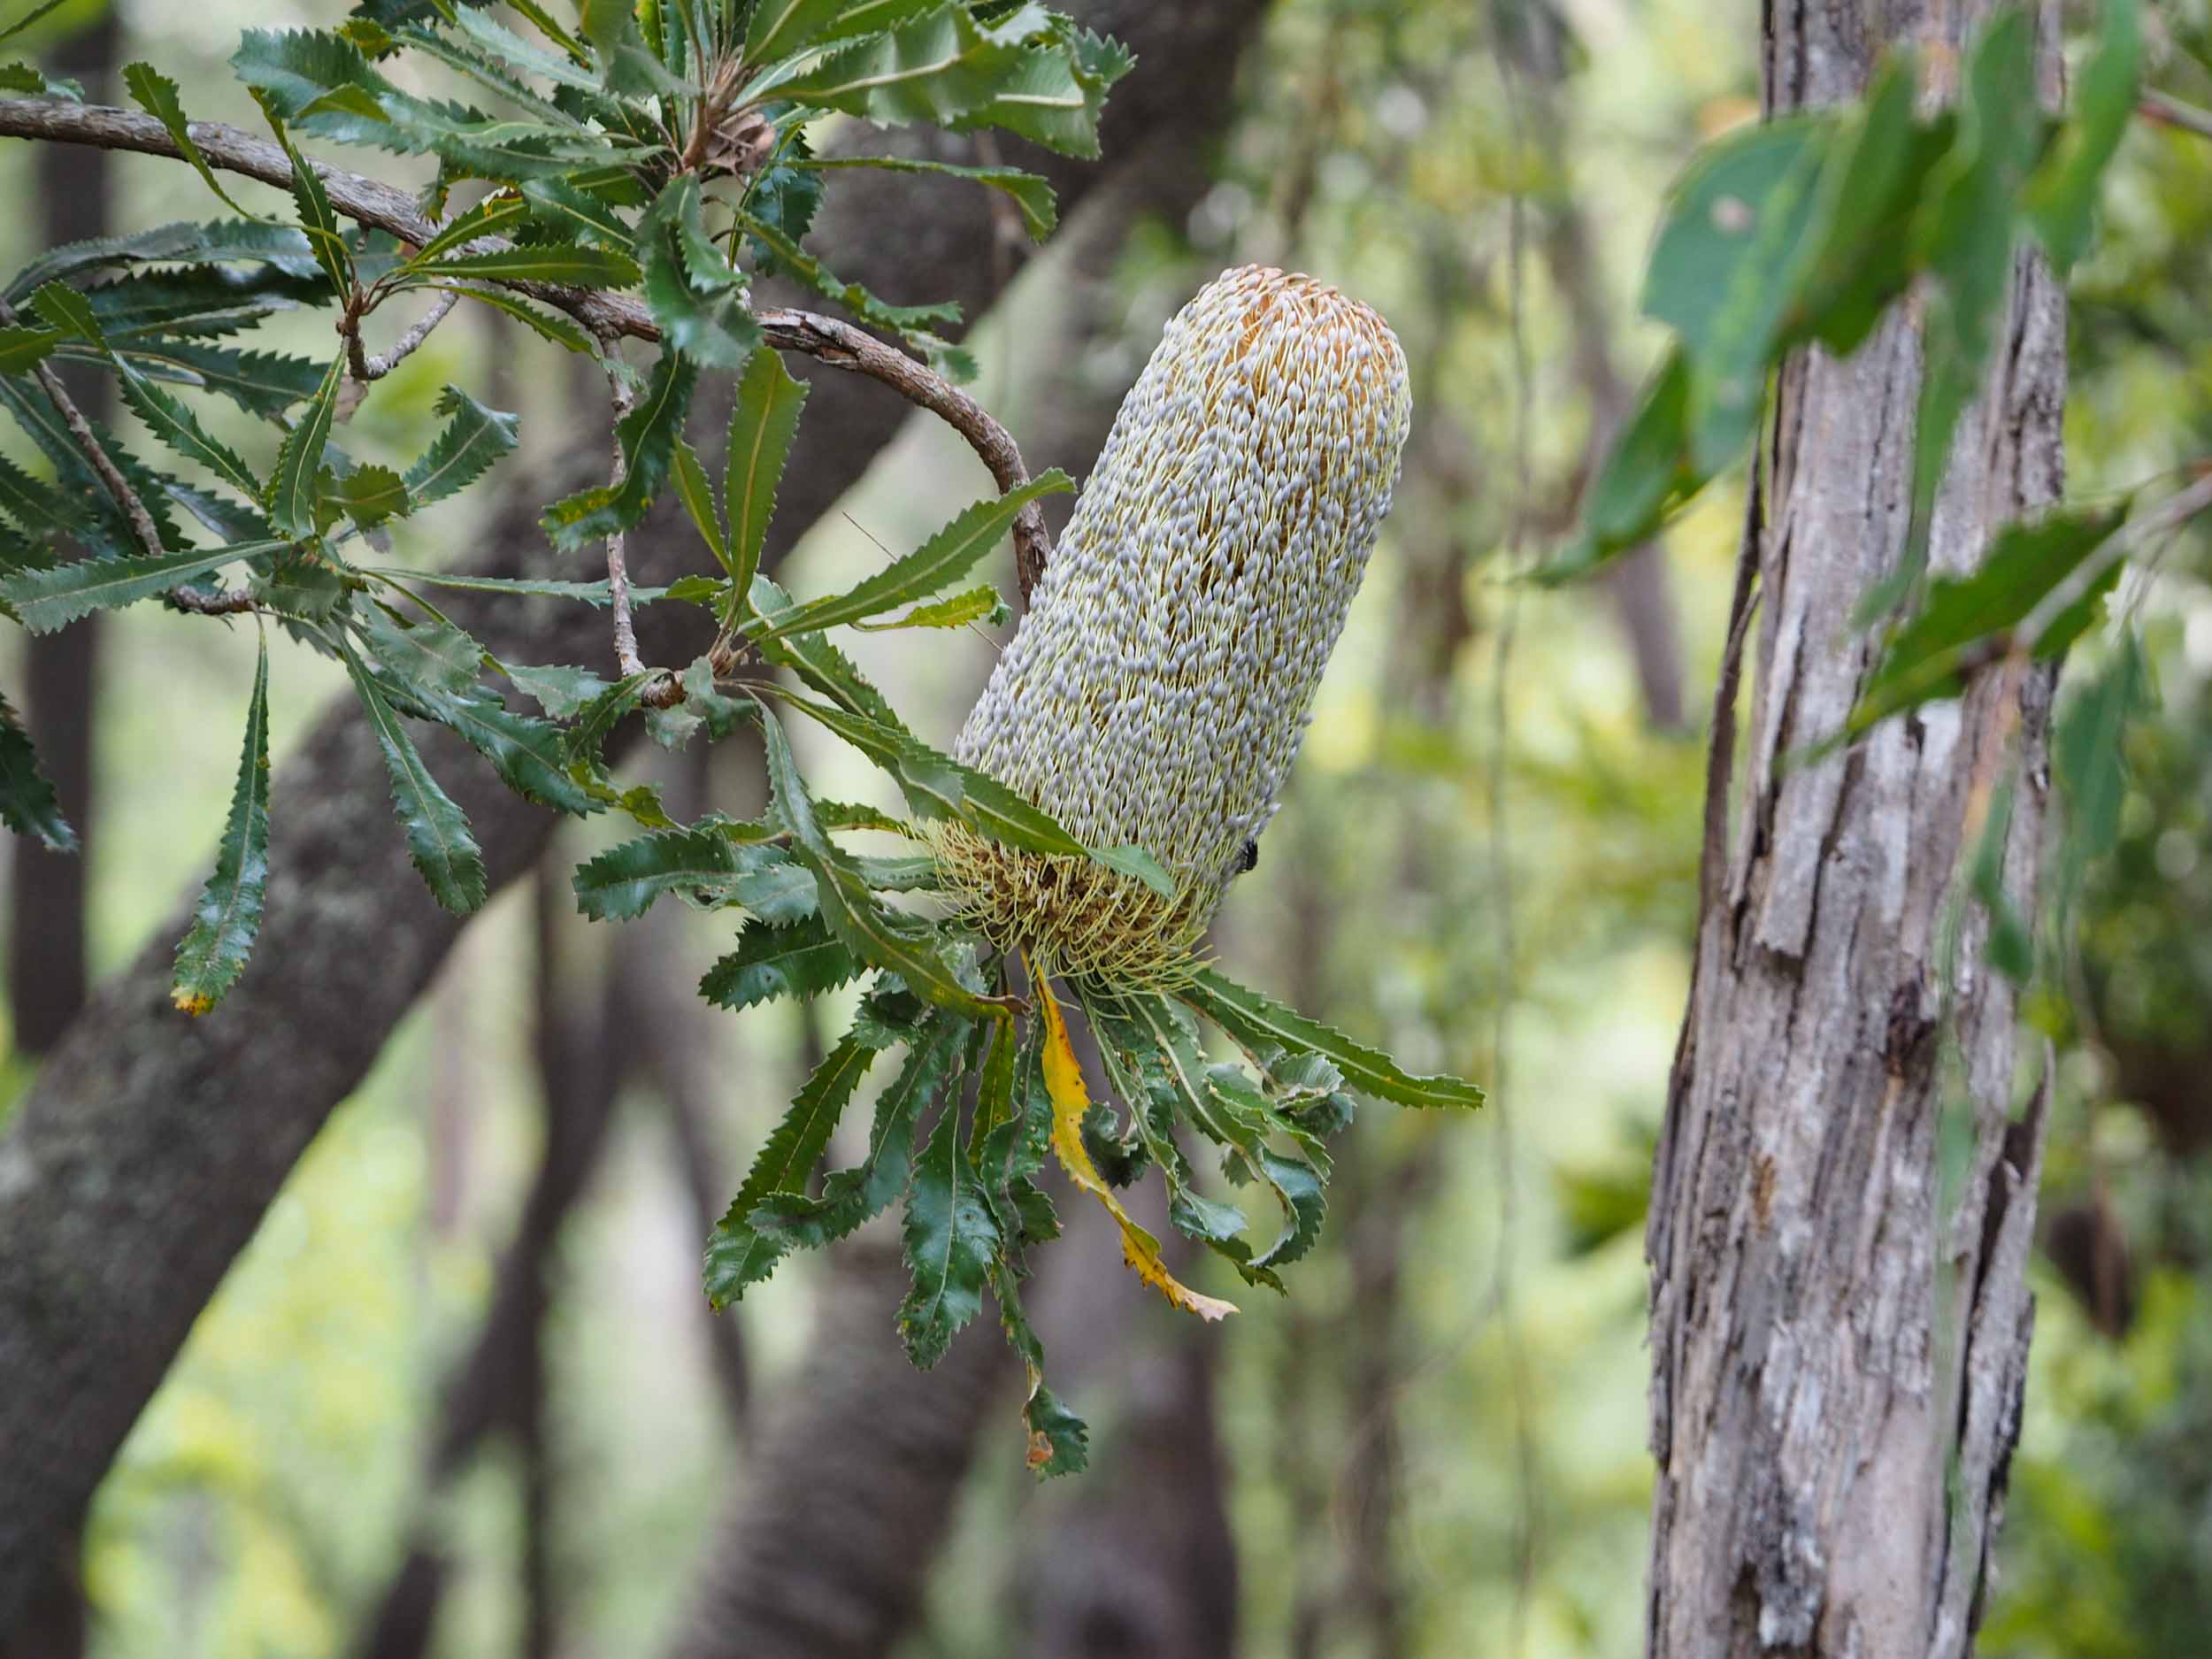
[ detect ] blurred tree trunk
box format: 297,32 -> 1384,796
3,13 -> 118,1655
1645,4 -> 2064,1655
0,0 -> 1225,1616
8,4 -> 116,1063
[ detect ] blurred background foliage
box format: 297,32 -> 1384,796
4,0 -> 2211,1654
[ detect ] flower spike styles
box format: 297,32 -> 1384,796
937,265 -> 1413,985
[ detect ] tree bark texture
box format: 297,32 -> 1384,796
1646,4 -> 2066,1655
0,0 -> 1226,1617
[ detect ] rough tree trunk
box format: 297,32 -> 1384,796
1645,3 -> 2065,1655
0,0 -> 1208,1615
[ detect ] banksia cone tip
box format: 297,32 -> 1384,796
937,264 -> 1412,985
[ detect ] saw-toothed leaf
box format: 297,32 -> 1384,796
0,690 -> 76,852
638,176 -> 760,370
703,1034 -> 879,1306
1181,968 -> 1485,1110
897,1099 -> 1002,1368
435,283 -> 600,356
745,0 -> 938,65
112,341 -> 328,422
541,351 -> 698,549
700,915 -> 864,1011
124,61 -> 254,215
338,634 -> 486,913
332,463 -> 411,528
383,680 -> 597,817
266,355 -> 344,538
668,437 -> 726,566
851,584 -> 1008,632
5,220 -> 321,303
403,386 -> 520,508
756,696 -> 1008,1018
752,471 -> 1069,639
402,244 -> 641,285
737,213 -> 959,340
357,604 -> 482,695
991,1257 -> 1088,1477
0,541 -> 288,634
503,662 -> 613,720
749,1010 -> 968,1250
721,343 -> 807,603
571,825 -> 779,920
109,359 -> 265,503
798,154 -> 1057,241
172,634 -> 272,1013
250,90 -> 352,301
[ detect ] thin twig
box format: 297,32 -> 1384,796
2139,88 -> 2212,142
592,344 -> 655,692
0,99 -> 1057,592
349,288 -> 460,382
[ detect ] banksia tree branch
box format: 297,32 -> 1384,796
0,98 -> 1056,593
936,265 -> 1412,985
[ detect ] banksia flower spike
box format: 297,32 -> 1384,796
937,265 -> 1412,985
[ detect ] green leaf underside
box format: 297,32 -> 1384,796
0,691 -> 77,852
173,633 -> 272,1011
1180,968 -> 1484,1110
704,1033 -> 879,1306
338,634 -> 487,914
700,915 -> 864,1011
898,1099 -> 1002,1367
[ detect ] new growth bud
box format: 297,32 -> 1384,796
938,265 -> 1412,983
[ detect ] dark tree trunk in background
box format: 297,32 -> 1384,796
0,0 -> 1231,1614
8,6 -> 117,1064
2,17 -> 119,1655
1645,3 -> 2065,1653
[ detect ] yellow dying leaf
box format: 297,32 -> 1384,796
171,987 -> 213,1017
1031,964 -> 1237,1323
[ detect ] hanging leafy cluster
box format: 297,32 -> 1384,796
1550,0 -> 2170,983
0,0 -> 1484,1473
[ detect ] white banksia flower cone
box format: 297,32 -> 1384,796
936,264 -> 1412,984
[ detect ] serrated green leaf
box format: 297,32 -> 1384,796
359,603 -> 481,695
112,340 -> 328,422
518,173 -> 636,252
756,695 -> 1006,1018
403,384 -> 520,507
124,60 -> 255,215
754,471 -> 1068,640
109,357 -> 265,503
850,584 -> 1007,632
0,689 -> 74,852
897,1100 -> 1002,1368
0,541 -> 288,634
668,436 -> 726,566
722,343 -> 807,601
797,154 -> 1057,241
408,191 -> 532,265
0,58 -> 81,98
704,1033 -> 879,1306
572,824 -> 776,920
339,633 -> 487,913
435,282 -> 601,356
541,350 -> 698,549
737,212 -> 960,342
403,243 -> 641,285
333,462 -> 411,528
266,355 -> 345,538
0,323 -> 58,374
6,219 -> 322,304
746,0 -> 938,65
250,89 -> 353,301
991,1257 -> 1089,1477
1180,967 -> 1485,1111
0,0 -> 70,50
700,914 -> 864,1011
749,1010 -> 968,1250
172,634 -> 272,1014
638,176 -> 762,370
505,662 -> 612,718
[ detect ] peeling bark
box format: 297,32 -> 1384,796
1645,4 -> 2066,1655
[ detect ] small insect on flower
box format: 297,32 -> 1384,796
935,264 -> 1412,986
